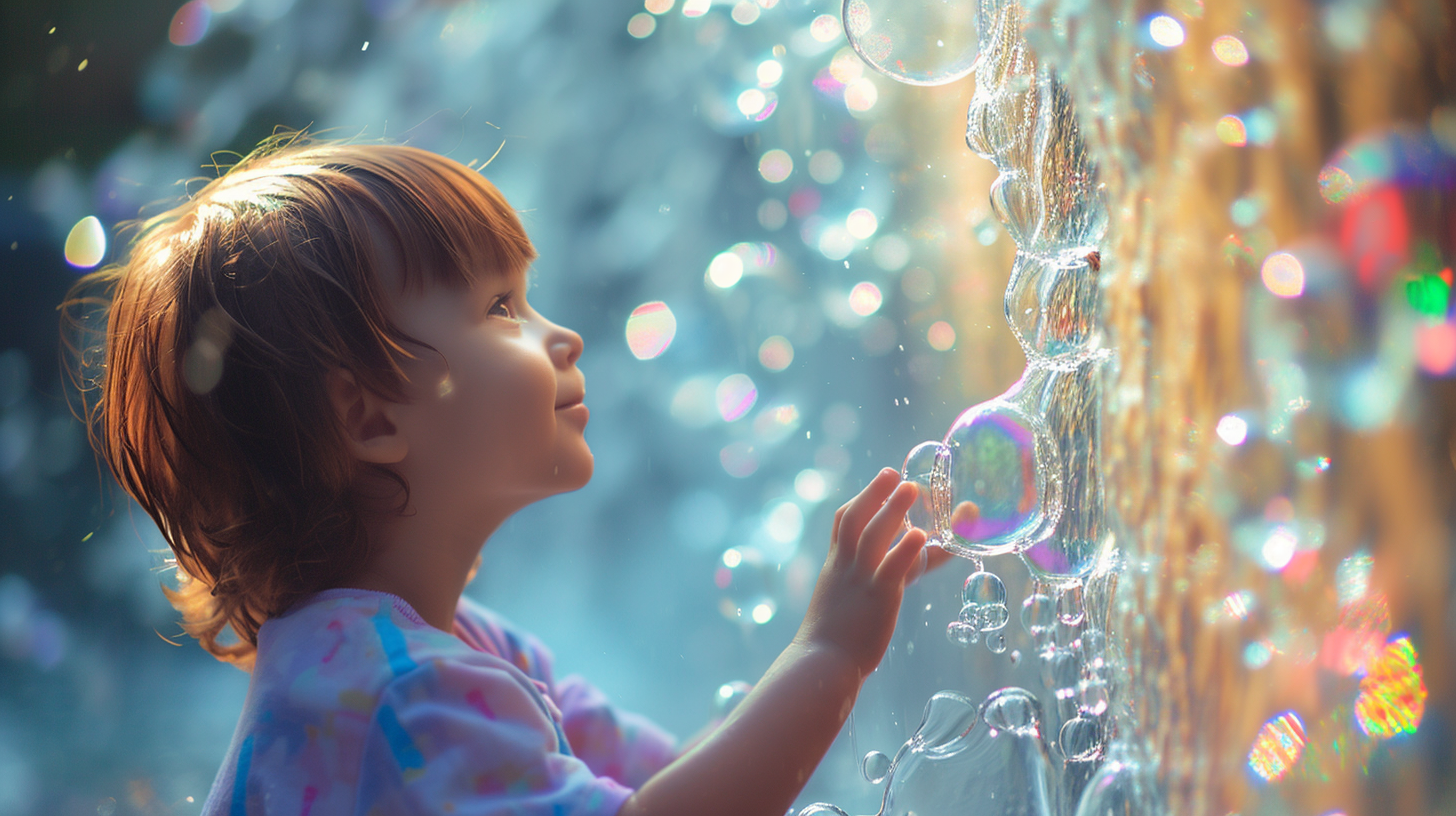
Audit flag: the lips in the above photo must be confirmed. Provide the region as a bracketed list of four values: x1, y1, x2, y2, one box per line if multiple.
[555, 395, 585, 410]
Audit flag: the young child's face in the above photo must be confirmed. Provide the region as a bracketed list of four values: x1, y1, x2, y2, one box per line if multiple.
[384, 266, 593, 518]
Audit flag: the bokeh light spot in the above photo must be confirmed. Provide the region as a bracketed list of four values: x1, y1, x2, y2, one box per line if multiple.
[1317, 164, 1357, 204]
[624, 301, 677, 359]
[716, 373, 758, 421]
[737, 88, 767, 116]
[708, 251, 744, 288]
[682, 0, 710, 17]
[1261, 252, 1305, 298]
[1148, 15, 1185, 48]
[756, 59, 783, 87]
[731, 0, 760, 24]
[794, 468, 827, 502]
[169, 0, 213, 46]
[1217, 115, 1248, 146]
[1261, 526, 1297, 571]
[758, 149, 793, 183]
[63, 216, 106, 268]
[844, 77, 878, 112]
[627, 12, 657, 37]
[1216, 414, 1248, 445]
[1355, 636, 1427, 739]
[1416, 322, 1456, 375]
[808, 149, 844, 184]
[848, 282, 883, 316]
[927, 320, 956, 351]
[645, 0, 674, 13]
[810, 13, 841, 42]
[1211, 35, 1248, 66]
[758, 335, 794, 371]
[1248, 711, 1306, 782]
[846, 208, 879, 240]
[720, 441, 760, 477]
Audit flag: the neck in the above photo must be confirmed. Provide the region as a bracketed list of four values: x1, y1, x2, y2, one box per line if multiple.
[349, 497, 511, 631]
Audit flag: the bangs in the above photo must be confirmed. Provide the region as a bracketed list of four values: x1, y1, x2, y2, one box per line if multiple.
[210, 143, 536, 293]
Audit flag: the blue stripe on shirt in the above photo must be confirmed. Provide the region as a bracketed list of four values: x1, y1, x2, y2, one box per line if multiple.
[229, 734, 254, 816]
[376, 703, 425, 772]
[372, 603, 417, 678]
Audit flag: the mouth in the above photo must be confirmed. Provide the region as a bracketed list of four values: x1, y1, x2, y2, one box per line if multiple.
[555, 395, 585, 410]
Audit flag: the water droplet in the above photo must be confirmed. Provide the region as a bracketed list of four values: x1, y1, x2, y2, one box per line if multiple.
[861, 750, 892, 784]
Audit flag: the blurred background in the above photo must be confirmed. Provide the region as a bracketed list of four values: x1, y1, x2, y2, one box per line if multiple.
[0, 0, 1452, 815]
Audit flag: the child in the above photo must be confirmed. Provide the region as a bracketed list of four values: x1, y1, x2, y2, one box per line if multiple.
[68, 138, 927, 816]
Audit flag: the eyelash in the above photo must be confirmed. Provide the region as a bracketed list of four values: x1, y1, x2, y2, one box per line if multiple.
[487, 293, 518, 320]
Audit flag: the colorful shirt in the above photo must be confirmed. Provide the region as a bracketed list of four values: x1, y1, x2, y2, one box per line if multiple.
[200, 588, 677, 815]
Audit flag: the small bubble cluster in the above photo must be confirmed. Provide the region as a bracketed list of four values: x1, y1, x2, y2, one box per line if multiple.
[946, 571, 1011, 654]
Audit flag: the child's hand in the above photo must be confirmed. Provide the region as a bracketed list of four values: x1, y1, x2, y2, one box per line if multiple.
[797, 468, 928, 677]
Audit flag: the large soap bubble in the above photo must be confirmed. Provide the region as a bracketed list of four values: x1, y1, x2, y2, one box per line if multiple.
[841, 0, 979, 87]
[942, 399, 1061, 556]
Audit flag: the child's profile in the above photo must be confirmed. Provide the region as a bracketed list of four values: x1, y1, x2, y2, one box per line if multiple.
[66, 136, 928, 816]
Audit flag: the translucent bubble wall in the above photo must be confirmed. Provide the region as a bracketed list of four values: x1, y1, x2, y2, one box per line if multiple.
[802, 0, 1456, 814]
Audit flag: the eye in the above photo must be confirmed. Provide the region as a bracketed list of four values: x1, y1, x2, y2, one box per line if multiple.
[486, 292, 517, 320]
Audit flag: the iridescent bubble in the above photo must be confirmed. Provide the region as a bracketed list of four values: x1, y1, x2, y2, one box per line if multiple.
[985, 632, 1008, 654]
[1211, 34, 1249, 66]
[63, 216, 106, 268]
[809, 13, 842, 42]
[624, 301, 677, 360]
[1058, 716, 1103, 761]
[941, 400, 1056, 555]
[841, 0, 978, 87]
[1075, 679, 1109, 716]
[1354, 636, 1427, 739]
[946, 620, 979, 645]
[716, 373, 758, 421]
[758, 335, 794, 371]
[1248, 711, 1306, 782]
[962, 571, 1010, 632]
[169, 0, 212, 46]
[861, 750, 892, 784]
[901, 440, 951, 535]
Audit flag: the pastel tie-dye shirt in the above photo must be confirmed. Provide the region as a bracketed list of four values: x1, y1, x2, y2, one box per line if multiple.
[200, 589, 677, 815]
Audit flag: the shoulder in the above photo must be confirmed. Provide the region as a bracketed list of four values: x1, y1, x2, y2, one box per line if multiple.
[454, 594, 557, 683]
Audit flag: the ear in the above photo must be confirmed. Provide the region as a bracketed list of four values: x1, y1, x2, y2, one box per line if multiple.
[327, 369, 408, 464]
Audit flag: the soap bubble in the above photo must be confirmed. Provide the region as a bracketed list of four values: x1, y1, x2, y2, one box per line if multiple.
[1021, 592, 1056, 634]
[901, 440, 952, 540]
[961, 571, 1010, 632]
[946, 620, 979, 645]
[1043, 649, 1080, 701]
[1058, 716, 1103, 761]
[841, 0, 978, 87]
[985, 632, 1008, 654]
[1056, 581, 1085, 626]
[981, 687, 1040, 735]
[861, 750, 892, 784]
[1004, 253, 1104, 364]
[942, 399, 1058, 555]
[1076, 679, 1109, 716]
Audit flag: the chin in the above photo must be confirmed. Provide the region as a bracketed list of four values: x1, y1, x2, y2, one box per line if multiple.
[554, 451, 594, 492]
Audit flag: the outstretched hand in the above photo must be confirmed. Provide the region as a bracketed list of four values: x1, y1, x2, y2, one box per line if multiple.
[797, 468, 928, 677]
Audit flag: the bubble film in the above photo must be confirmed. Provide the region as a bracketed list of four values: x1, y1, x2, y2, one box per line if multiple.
[1354, 636, 1427, 740]
[841, 0, 979, 87]
[941, 398, 1059, 555]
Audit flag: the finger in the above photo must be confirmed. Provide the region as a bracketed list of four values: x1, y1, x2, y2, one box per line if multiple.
[856, 481, 920, 568]
[923, 545, 955, 574]
[836, 468, 902, 557]
[875, 526, 927, 588]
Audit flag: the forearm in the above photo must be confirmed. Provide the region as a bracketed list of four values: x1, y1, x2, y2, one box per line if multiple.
[617, 638, 862, 816]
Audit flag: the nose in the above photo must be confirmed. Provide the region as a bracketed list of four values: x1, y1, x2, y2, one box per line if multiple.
[545, 317, 584, 368]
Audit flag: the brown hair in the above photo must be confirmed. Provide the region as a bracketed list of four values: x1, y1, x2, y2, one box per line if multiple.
[63, 136, 536, 669]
